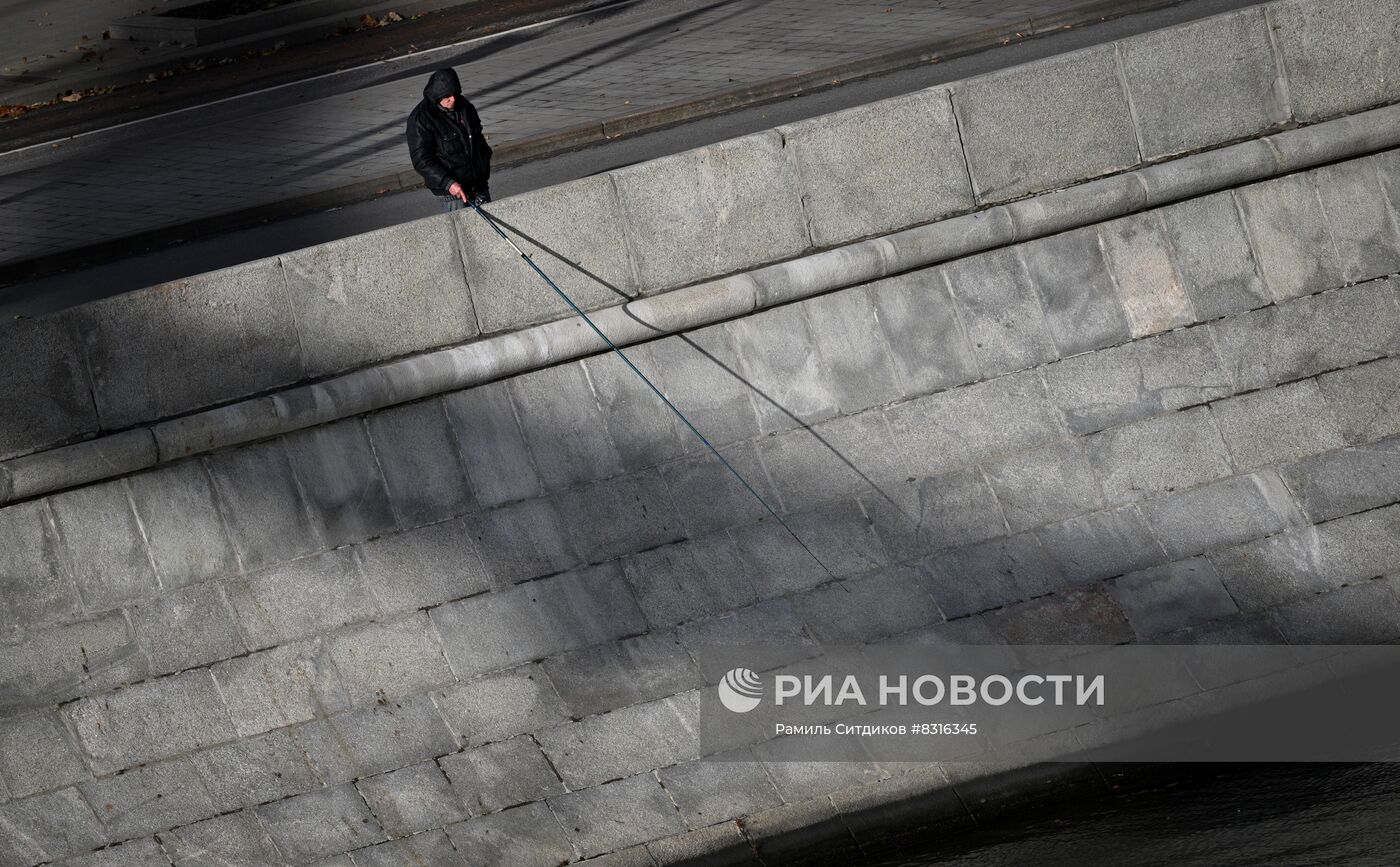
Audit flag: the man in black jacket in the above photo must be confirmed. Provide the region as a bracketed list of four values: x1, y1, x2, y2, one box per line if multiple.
[406, 68, 493, 212]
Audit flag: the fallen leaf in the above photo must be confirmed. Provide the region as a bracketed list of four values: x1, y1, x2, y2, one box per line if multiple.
[60, 92, 82, 102]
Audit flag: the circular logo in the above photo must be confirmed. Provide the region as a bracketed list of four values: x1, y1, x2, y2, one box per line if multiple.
[718, 667, 763, 713]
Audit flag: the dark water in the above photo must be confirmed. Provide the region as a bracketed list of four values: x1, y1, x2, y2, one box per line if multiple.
[860, 764, 1400, 867]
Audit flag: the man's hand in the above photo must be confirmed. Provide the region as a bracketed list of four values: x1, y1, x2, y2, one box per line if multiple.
[447, 181, 468, 203]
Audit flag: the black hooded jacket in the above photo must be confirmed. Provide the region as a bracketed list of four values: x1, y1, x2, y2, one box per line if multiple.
[406, 68, 493, 196]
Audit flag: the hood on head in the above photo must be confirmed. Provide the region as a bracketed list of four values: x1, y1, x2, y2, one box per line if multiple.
[424, 68, 461, 103]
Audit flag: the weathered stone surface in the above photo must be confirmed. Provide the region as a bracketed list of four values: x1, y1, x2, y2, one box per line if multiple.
[442, 382, 543, 508]
[126, 459, 238, 589]
[1281, 436, 1400, 522]
[537, 692, 700, 789]
[783, 503, 890, 579]
[1109, 558, 1240, 637]
[226, 549, 381, 651]
[646, 821, 752, 866]
[1020, 225, 1130, 356]
[660, 441, 775, 536]
[213, 640, 347, 738]
[782, 88, 972, 246]
[1269, 577, 1400, 643]
[0, 499, 80, 641]
[1210, 280, 1400, 392]
[1314, 157, 1400, 285]
[548, 773, 686, 859]
[1234, 173, 1344, 302]
[281, 217, 476, 377]
[679, 600, 819, 682]
[868, 269, 980, 399]
[1211, 379, 1344, 471]
[355, 762, 468, 837]
[984, 440, 1104, 534]
[365, 398, 474, 530]
[440, 735, 564, 815]
[1140, 471, 1304, 559]
[0, 788, 107, 867]
[919, 534, 1062, 618]
[944, 247, 1057, 376]
[649, 326, 762, 448]
[0, 613, 146, 713]
[584, 343, 689, 472]
[60, 837, 171, 867]
[350, 830, 466, 867]
[558, 471, 685, 562]
[0, 710, 89, 800]
[1119, 7, 1286, 159]
[1269, 0, 1400, 121]
[795, 565, 941, 644]
[1159, 192, 1270, 320]
[76, 259, 300, 430]
[468, 497, 581, 587]
[612, 130, 807, 292]
[508, 362, 623, 490]
[292, 695, 457, 784]
[988, 585, 1134, 646]
[759, 412, 906, 514]
[81, 759, 215, 839]
[1099, 211, 1194, 338]
[355, 517, 490, 614]
[204, 440, 320, 572]
[326, 613, 454, 708]
[543, 631, 702, 719]
[433, 664, 568, 749]
[1317, 357, 1400, 446]
[728, 516, 832, 598]
[885, 371, 1066, 478]
[803, 286, 904, 413]
[1034, 505, 1166, 585]
[444, 801, 572, 867]
[283, 418, 397, 547]
[1087, 407, 1233, 504]
[189, 730, 320, 813]
[128, 581, 246, 676]
[257, 783, 387, 864]
[459, 174, 636, 332]
[48, 479, 158, 610]
[657, 750, 782, 831]
[741, 798, 853, 865]
[891, 467, 1009, 554]
[67, 669, 235, 775]
[161, 811, 282, 867]
[621, 535, 758, 629]
[0, 312, 95, 462]
[728, 305, 840, 435]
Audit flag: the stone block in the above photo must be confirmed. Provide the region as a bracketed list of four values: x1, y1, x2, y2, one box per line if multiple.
[1019, 225, 1130, 356]
[1108, 558, 1240, 637]
[984, 440, 1104, 534]
[987, 585, 1133, 646]
[283, 418, 397, 547]
[326, 613, 455, 707]
[281, 217, 477, 377]
[919, 534, 1062, 618]
[953, 43, 1138, 202]
[868, 269, 980, 399]
[161, 811, 282, 867]
[646, 822, 753, 866]
[226, 549, 381, 651]
[1119, 7, 1286, 159]
[292, 695, 457, 784]
[60, 837, 170, 867]
[0, 710, 89, 800]
[507, 362, 623, 490]
[620, 535, 759, 629]
[128, 581, 247, 676]
[803, 287, 904, 413]
[781, 88, 973, 246]
[649, 326, 762, 449]
[741, 798, 854, 865]
[67, 669, 235, 775]
[1269, 0, 1400, 121]
[543, 631, 702, 719]
[1034, 505, 1166, 584]
[189, 730, 320, 813]
[1211, 379, 1344, 470]
[583, 343, 689, 472]
[0, 499, 80, 641]
[657, 749, 782, 830]
[126, 459, 238, 589]
[444, 801, 572, 867]
[354, 518, 491, 614]
[1210, 280, 1400, 392]
[80, 758, 215, 839]
[440, 735, 564, 815]
[885, 372, 1066, 478]
[1317, 356, 1400, 446]
[1140, 470, 1304, 559]
[48, 479, 158, 610]
[1159, 191, 1271, 322]
[1087, 407, 1233, 504]
[660, 442, 776, 536]
[203, 440, 320, 572]
[727, 305, 840, 434]
[442, 382, 543, 508]
[795, 565, 941, 644]
[431, 563, 646, 678]
[1281, 436, 1400, 522]
[892, 467, 1010, 554]
[612, 130, 808, 292]
[678, 600, 819, 682]
[350, 830, 465, 867]
[0, 613, 145, 713]
[1043, 326, 1230, 435]
[1098, 211, 1195, 338]
[75, 259, 301, 430]
[365, 398, 474, 530]
[944, 247, 1058, 375]
[536, 692, 701, 789]
[1315, 157, 1400, 284]
[0, 312, 96, 461]
[759, 412, 906, 514]
[213, 640, 348, 738]
[0, 789, 106, 867]
[1234, 173, 1345, 302]
[433, 664, 568, 749]
[728, 516, 833, 598]
[1269, 578, 1400, 643]
[558, 471, 685, 562]
[256, 783, 387, 864]
[547, 773, 686, 859]
[783, 502, 890, 579]
[458, 174, 636, 333]
[355, 762, 468, 836]
[468, 498, 581, 587]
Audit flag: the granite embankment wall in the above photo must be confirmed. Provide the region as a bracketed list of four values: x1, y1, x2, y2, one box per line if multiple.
[5, 0, 1400, 864]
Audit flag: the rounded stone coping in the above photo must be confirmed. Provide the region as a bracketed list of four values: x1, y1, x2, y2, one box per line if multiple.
[4, 100, 1400, 507]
